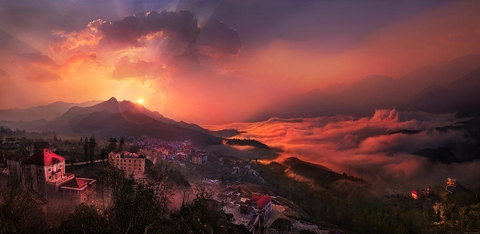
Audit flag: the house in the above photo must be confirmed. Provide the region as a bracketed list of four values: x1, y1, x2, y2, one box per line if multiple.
[108, 151, 145, 177]
[411, 190, 418, 200]
[251, 193, 273, 216]
[6, 149, 96, 203]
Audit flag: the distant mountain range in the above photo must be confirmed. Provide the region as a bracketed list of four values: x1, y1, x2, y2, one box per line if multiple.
[0, 97, 224, 145]
[0, 100, 102, 122]
[250, 54, 480, 120]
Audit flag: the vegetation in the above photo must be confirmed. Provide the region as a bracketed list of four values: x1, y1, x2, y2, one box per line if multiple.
[0, 183, 48, 234]
[225, 138, 270, 149]
[252, 161, 480, 233]
[1, 131, 479, 233]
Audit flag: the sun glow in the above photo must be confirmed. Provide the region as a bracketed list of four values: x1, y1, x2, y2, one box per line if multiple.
[137, 98, 144, 104]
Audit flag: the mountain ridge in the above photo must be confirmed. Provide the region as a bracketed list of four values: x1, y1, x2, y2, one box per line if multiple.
[249, 54, 480, 121]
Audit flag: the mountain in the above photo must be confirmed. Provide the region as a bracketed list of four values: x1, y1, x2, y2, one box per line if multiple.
[395, 54, 480, 99]
[282, 157, 371, 199]
[250, 54, 480, 121]
[0, 97, 224, 146]
[0, 100, 102, 122]
[43, 97, 219, 135]
[405, 67, 480, 115]
[70, 110, 222, 146]
[43, 97, 157, 130]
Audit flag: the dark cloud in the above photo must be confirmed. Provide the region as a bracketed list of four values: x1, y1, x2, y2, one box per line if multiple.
[112, 56, 164, 81]
[197, 19, 242, 55]
[11, 53, 62, 82]
[100, 10, 200, 47]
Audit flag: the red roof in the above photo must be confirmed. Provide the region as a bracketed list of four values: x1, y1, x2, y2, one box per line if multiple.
[251, 193, 262, 201]
[61, 178, 91, 189]
[256, 194, 272, 209]
[23, 149, 65, 166]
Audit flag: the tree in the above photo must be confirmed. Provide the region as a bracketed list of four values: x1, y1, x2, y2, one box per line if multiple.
[89, 137, 96, 163]
[59, 204, 111, 234]
[171, 185, 222, 234]
[118, 137, 125, 152]
[106, 138, 117, 153]
[100, 148, 107, 161]
[108, 169, 170, 233]
[83, 137, 89, 161]
[0, 184, 48, 234]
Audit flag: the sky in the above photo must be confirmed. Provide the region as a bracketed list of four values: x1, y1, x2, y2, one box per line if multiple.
[1, 0, 480, 124]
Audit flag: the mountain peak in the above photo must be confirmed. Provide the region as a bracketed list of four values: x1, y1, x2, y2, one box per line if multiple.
[106, 97, 118, 102]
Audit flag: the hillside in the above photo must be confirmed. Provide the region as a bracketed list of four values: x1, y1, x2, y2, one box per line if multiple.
[282, 157, 371, 199]
[70, 110, 222, 146]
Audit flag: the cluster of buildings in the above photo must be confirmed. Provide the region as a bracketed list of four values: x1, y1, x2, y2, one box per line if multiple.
[218, 187, 274, 233]
[6, 148, 96, 204]
[411, 185, 431, 200]
[133, 138, 208, 165]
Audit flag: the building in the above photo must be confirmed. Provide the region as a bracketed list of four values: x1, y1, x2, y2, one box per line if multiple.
[411, 189, 418, 200]
[191, 153, 208, 165]
[6, 149, 96, 203]
[251, 193, 273, 216]
[108, 151, 146, 177]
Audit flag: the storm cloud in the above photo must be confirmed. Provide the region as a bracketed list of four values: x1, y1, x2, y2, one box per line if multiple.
[100, 10, 200, 47]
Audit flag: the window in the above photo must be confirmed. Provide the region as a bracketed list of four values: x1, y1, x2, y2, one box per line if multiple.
[49, 168, 51, 172]
[49, 176, 52, 179]
[38, 169, 42, 173]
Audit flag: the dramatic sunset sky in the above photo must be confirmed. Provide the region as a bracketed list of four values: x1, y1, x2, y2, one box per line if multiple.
[1, 0, 480, 124]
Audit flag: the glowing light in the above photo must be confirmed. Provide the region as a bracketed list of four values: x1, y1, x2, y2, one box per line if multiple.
[137, 99, 144, 104]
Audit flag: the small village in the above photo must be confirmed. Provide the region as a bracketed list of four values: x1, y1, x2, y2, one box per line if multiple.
[1, 136, 338, 233]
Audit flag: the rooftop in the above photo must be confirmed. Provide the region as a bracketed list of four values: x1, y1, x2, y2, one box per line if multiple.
[61, 177, 95, 191]
[256, 194, 272, 209]
[23, 149, 65, 166]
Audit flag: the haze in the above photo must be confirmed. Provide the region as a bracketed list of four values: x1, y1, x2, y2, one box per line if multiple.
[1, 0, 480, 124]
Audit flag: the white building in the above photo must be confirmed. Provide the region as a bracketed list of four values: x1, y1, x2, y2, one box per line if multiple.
[7, 149, 96, 203]
[108, 151, 146, 177]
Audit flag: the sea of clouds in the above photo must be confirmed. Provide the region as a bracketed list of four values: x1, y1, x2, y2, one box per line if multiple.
[207, 109, 480, 194]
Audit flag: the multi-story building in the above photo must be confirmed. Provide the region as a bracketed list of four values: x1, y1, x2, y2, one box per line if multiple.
[108, 151, 145, 177]
[6, 148, 96, 203]
[251, 193, 272, 216]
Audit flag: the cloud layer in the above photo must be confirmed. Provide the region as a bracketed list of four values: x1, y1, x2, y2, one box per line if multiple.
[207, 109, 480, 194]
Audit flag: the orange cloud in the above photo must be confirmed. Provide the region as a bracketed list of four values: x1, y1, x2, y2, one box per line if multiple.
[49, 19, 105, 52]
[206, 109, 479, 193]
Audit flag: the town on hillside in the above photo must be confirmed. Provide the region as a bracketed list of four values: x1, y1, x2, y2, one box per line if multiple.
[1, 134, 342, 233]
[1, 131, 479, 233]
